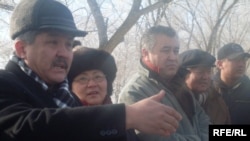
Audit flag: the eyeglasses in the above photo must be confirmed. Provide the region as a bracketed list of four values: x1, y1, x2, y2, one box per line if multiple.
[74, 75, 106, 85]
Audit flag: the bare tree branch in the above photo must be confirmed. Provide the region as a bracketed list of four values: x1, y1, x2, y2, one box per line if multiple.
[103, 0, 172, 52]
[0, 2, 14, 11]
[87, 0, 108, 48]
[207, 0, 238, 52]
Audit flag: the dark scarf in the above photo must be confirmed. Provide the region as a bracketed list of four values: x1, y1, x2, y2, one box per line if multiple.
[11, 54, 77, 108]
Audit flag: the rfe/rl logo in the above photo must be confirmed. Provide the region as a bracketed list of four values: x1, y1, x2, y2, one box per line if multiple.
[213, 129, 247, 136]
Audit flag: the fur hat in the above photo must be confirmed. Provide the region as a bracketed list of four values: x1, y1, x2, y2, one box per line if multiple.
[68, 47, 117, 97]
[10, 0, 87, 39]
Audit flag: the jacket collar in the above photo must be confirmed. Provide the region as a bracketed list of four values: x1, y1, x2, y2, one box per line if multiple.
[139, 59, 166, 85]
[213, 72, 244, 90]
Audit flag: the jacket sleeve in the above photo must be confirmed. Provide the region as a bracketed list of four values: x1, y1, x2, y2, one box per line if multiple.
[0, 75, 127, 141]
[119, 85, 209, 141]
[194, 99, 210, 141]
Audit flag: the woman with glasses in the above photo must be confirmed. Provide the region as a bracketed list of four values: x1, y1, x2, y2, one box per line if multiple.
[68, 46, 116, 106]
[68, 46, 140, 141]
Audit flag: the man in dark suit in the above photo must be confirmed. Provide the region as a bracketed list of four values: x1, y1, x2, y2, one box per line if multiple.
[0, 0, 182, 140]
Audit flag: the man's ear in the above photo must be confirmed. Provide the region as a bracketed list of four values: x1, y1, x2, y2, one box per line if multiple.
[216, 60, 223, 69]
[14, 40, 27, 59]
[141, 48, 149, 61]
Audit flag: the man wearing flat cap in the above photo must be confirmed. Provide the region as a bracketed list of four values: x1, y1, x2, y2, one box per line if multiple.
[212, 43, 250, 124]
[179, 49, 216, 104]
[179, 49, 231, 124]
[0, 0, 182, 140]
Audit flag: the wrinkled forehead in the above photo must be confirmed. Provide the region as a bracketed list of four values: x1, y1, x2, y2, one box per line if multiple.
[38, 29, 75, 40]
[155, 34, 179, 47]
[188, 66, 213, 71]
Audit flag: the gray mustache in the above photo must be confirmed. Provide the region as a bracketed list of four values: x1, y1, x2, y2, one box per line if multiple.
[52, 58, 68, 69]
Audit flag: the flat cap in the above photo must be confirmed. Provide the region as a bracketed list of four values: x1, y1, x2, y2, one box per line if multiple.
[179, 49, 216, 68]
[10, 0, 87, 39]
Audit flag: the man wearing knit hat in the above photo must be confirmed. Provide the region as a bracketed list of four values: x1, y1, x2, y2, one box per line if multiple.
[213, 42, 250, 124]
[0, 0, 182, 140]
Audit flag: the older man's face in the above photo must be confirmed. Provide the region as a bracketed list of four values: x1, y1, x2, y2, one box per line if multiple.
[145, 34, 180, 80]
[185, 66, 212, 93]
[20, 31, 74, 85]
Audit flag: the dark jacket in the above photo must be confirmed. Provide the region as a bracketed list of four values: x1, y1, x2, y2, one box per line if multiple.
[0, 61, 127, 141]
[212, 72, 250, 124]
[202, 87, 231, 124]
[177, 68, 231, 124]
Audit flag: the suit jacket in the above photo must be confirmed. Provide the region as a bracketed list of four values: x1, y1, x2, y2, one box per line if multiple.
[0, 61, 126, 141]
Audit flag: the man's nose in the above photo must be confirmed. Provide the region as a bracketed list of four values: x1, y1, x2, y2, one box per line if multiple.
[57, 46, 72, 62]
[169, 51, 178, 60]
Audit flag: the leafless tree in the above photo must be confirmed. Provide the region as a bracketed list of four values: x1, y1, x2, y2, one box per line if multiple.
[159, 0, 240, 55]
[87, 0, 173, 52]
[0, 1, 15, 11]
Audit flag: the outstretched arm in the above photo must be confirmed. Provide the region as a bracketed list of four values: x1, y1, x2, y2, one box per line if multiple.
[126, 90, 182, 136]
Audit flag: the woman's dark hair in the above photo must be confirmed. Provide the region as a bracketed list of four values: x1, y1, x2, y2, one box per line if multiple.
[68, 47, 117, 97]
